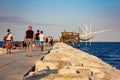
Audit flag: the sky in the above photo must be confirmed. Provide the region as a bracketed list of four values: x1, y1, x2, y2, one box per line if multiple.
[0, 0, 120, 41]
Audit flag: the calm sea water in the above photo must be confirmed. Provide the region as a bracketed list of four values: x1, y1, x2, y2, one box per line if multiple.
[0, 41, 4, 47]
[0, 41, 22, 47]
[74, 42, 120, 69]
[0, 41, 120, 69]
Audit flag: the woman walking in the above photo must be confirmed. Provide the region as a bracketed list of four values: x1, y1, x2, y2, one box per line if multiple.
[34, 30, 40, 51]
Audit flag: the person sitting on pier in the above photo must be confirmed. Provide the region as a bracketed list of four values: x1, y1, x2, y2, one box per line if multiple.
[14, 41, 22, 50]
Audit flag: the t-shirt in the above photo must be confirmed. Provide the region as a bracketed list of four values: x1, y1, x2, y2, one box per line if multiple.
[39, 34, 44, 42]
[5, 32, 13, 40]
[35, 33, 40, 40]
[26, 30, 34, 39]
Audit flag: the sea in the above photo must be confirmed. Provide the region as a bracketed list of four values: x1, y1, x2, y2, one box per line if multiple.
[73, 42, 120, 69]
[0, 41, 120, 69]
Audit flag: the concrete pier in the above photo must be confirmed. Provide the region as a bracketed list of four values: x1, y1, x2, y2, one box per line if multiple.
[0, 46, 52, 80]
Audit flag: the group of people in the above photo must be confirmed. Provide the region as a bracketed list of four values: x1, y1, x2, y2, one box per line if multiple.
[3, 25, 52, 57]
[45, 36, 54, 46]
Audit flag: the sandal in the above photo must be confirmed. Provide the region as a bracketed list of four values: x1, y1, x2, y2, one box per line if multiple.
[9, 51, 11, 54]
[30, 55, 32, 57]
[26, 55, 29, 57]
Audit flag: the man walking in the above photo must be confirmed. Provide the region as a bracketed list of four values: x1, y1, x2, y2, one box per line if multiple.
[3, 29, 13, 54]
[24, 26, 34, 57]
[34, 30, 40, 51]
[39, 31, 45, 51]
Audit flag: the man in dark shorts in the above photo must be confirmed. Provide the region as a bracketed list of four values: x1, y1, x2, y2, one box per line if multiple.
[24, 26, 34, 57]
[39, 31, 45, 51]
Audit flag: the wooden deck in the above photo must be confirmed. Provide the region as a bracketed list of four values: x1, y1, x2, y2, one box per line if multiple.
[0, 46, 52, 80]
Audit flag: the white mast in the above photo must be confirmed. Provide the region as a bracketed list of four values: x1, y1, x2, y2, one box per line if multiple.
[90, 22, 92, 47]
[85, 24, 88, 47]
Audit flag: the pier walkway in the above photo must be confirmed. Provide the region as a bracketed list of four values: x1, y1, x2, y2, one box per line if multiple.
[0, 46, 52, 80]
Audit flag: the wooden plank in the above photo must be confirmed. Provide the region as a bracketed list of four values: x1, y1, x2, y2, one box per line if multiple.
[0, 46, 52, 80]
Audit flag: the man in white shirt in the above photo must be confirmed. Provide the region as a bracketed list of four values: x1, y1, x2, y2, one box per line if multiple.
[39, 31, 45, 51]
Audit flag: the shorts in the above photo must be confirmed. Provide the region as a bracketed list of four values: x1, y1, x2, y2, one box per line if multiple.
[36, 40, 40, 45]
[5, 40, 12, 49]
[40, 41, 44, 46]
[25, 39, 33, 48]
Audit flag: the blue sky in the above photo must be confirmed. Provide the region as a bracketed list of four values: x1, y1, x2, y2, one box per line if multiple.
[0, 0, 120, 41]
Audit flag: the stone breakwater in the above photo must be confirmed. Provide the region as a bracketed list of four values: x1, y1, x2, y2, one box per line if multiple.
[25, 43, 120, 80]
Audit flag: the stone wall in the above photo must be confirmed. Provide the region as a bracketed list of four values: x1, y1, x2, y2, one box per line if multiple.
[25, 43, 120, 80]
